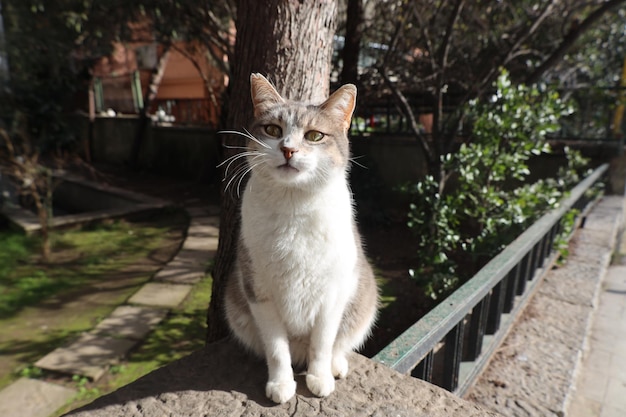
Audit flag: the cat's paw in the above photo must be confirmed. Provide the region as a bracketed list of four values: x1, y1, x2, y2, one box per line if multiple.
[332, 355, 349, 379]
[306, 371, 335, 397]
[266, 379, 296, 404]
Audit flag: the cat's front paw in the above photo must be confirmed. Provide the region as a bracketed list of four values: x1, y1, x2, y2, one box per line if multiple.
[266, 379, 296, 404]
[306, 371, 335, 397]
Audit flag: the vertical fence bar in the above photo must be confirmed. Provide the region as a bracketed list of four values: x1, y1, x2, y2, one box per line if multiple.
[412, 351, 434, 382]
[528, 244, 538, 280]
[517, 253, 530, 295]
[466, 297, 490, 360]
[536, 239, 545, 268]
[486, 279, 507, 334]
[531, 241, 541, 273]
[545, 225, 555, 258]
[443, 321, 465, 392]
[504, 266, 520, 313]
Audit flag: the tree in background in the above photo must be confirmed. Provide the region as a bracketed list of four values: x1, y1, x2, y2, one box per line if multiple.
[0, 0, 105, 151]
[206, 0, 338, 342]
[350, 0, 625, 187]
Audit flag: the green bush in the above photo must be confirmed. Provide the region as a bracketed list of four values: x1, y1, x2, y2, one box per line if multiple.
[403, 71, 589, 299]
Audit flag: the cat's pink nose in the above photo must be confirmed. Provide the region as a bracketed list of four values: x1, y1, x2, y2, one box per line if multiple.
[281, 146, 298, 160]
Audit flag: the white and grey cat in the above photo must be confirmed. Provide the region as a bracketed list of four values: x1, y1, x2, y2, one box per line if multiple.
[224, 73, 378, 404]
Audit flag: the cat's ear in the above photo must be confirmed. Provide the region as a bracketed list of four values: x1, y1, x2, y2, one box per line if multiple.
[250, 73, 285, 117]
[321, 84, 357, 132]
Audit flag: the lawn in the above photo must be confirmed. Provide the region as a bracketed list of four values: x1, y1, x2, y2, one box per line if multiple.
[0, 210, 189, 391]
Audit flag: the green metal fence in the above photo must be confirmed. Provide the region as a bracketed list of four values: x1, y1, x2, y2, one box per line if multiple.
[373, 163, 609, 395]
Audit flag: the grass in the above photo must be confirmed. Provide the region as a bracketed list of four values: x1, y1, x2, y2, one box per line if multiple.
[0, 210, 187, 390]
[0, 218, 178, 318]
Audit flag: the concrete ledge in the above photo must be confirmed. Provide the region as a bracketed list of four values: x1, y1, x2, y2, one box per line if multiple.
[0, 171, 171, 234]
[64, 339, 501, 417]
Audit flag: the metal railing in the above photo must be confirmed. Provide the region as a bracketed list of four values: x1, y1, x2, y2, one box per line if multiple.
[373, 163, 609, 395]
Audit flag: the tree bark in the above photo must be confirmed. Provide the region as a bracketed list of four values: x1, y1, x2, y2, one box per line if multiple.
[206, 0, 338, 343]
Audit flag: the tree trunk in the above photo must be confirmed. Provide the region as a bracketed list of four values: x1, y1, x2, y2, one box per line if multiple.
[206, 0, 338, 343]
[340, 0, 363, 86]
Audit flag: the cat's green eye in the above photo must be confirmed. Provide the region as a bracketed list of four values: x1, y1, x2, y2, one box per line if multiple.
[304, 130, 324, 142]
[264, 124, 282, 138]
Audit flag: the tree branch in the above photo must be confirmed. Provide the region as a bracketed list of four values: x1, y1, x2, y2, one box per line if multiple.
[525, 0, 626, 84]
[379, 68, 436, 164]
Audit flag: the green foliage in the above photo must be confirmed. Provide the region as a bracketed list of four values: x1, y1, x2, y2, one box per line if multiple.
[0, 232, 37, 275]
[72, 374, 101, 400]
[18, 365, 43, 379]
[404, 71, 588, 299]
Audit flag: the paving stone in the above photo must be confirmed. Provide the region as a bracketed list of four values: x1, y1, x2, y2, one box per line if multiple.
[155, 250, 210, 284]
[128, 282, 193, 308]
[173, 247, 214, 264]
[182, 236, 219, 251]
[93, 305, 168, 340]
[154, 265, 206, 284]
[604, 266, 626, 290]
[35, 334, 137, 380]
[0, 378, 76, 417]
[188, 217, 220, 236]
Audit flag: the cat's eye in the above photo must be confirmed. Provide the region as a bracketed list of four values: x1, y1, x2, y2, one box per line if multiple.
[304, 130, 324, 142]
[264, 124, 282, 138]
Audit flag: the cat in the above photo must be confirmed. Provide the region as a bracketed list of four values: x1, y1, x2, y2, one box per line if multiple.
[223, 73, 379, 404]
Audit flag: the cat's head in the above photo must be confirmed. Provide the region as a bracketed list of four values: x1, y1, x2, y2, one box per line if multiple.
[246, 73, 356, 188]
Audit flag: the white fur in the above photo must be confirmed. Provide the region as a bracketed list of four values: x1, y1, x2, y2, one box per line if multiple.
[240, 158, 359, 402]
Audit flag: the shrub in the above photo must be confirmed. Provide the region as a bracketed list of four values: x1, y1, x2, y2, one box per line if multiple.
[404, 71, 588, 299]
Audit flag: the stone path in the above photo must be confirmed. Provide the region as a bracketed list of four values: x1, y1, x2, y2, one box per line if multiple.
[0, 203, 220, 417]
[567, 235, 626, 417]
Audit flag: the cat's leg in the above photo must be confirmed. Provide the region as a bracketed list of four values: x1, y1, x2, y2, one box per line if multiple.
[331, 339, 351, 379]
[249, 302, 296, 404]
[306, 300, 346, 397]
[329, 322, 370, 379]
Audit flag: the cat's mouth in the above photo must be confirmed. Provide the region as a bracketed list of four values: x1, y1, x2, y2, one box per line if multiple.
[277, 163, 300, 173]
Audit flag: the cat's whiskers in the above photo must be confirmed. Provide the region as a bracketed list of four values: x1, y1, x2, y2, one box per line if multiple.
[235, 160, 264, 198]
[218, 128, 271, 149]
[223, 154, 267, 198]
[349, 155, 368, 170]
[219, 151, 262, 178]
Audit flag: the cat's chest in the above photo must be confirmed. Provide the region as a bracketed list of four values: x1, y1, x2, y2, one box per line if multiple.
[242, 189, 353, 260]
[240, 178, 357, 287]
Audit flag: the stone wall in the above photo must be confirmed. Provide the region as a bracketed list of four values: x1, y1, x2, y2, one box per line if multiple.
[64, 339, 501, 417]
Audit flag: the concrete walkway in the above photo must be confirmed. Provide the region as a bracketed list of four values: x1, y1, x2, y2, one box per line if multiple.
[568, 233, 626, 417]
[466, 196, 625, 416]
[0, 202, 219, 417]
